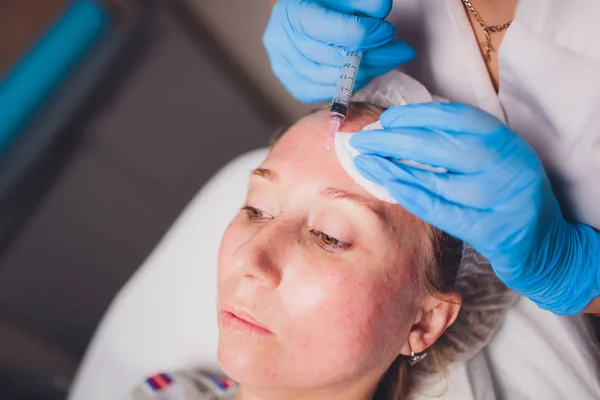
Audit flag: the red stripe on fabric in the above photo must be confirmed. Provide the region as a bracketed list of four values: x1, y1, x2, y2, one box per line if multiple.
[148, 375, 169, 390]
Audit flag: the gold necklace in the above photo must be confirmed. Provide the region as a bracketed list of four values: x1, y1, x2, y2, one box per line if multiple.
[462, 0, 513, 61]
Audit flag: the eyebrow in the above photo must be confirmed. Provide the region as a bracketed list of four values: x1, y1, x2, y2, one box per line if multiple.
[319, 187, 385, 221]
[252, 168, 279, 182]
[251, 168, 385, 221]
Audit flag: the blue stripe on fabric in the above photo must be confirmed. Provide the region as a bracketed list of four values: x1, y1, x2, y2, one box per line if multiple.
[0, 0, 109, 153]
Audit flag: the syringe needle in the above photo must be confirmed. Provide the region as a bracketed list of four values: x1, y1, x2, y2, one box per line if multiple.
[326, 118, 341, 150]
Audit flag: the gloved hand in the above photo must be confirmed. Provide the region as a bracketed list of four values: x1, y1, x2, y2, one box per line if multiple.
[263, 0, 415, 103]
[350, 101, 600, 315]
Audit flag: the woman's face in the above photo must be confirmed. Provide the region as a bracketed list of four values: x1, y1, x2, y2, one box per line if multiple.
[217, 110, 433, 394]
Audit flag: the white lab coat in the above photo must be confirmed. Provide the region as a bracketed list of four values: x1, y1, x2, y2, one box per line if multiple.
[383, 1, 600, 399]
[389, 0, 600, 229]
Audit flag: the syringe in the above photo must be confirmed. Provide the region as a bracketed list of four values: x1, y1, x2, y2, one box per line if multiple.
[326, 50, 363, 150]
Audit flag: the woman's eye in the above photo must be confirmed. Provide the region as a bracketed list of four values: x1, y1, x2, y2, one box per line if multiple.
[241, 206, 272, 221]
[309, 229, 352, 252]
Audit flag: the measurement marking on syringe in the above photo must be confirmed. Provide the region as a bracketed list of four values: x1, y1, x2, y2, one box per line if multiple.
[330, 51, 363, 110]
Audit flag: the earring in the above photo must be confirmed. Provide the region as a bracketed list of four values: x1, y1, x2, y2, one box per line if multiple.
[409, 350, 427, 366]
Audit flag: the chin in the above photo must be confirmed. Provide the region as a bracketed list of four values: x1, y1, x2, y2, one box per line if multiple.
[217, 338, 279, 387]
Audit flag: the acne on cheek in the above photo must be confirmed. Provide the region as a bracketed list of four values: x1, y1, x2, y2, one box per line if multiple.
[393, 259, 416, 288]
[289, 270, 410, 367]
[365, 254, 419, 320]
[389, 242, 420, 282]
[324, 273, 381, 328]
[326, 281, 406, 365]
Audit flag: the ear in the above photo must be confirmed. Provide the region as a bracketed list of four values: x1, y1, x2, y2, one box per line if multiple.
[399, 291, 462, 356]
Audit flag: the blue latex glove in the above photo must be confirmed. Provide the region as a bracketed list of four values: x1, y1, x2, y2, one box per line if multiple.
[351, 102, 600, 315]
[263, 0, 415, 103]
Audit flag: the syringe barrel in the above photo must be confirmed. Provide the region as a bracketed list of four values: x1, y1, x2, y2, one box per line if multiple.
[330, 50, 363, 118]
[330, 103, 347, 117]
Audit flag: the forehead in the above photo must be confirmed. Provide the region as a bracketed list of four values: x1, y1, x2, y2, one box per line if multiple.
[259, 110, 429, 234]
[262, 110, 379, 191]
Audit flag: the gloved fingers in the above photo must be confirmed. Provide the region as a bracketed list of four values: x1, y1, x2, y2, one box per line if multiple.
[383, 179, 484, 242]
[271, 49, 355, 86]
[361, 39, 416, 67]
[318, 0, 393, 19]
[354, 155, 502, 209]
[289, 0, 397, 50]
[380, 102, 506, 134]
[270, 59, 399, 103]
[291, 40, 415, 91]
[264, 0, 413, 104]
[353, 75, 377, 94]
[293, 37, 415, 68]
[266, 30, 345, 67]
[269, 37, 413, 89]
[276, 65, 338, 103]
[351, 127, 490, 174]
[355, 62, 407, 86]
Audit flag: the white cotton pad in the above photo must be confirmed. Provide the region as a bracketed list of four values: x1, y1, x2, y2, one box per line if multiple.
[334, 123, 397, 204]
[333, 70, 448, 204]
[335, 121, 447, 204]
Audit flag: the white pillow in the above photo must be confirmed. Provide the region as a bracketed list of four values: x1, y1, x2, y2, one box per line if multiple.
[68, 148, 268, 400]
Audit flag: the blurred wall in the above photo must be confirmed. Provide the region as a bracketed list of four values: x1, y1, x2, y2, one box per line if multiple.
[0, 0, 70, 77]
[186, 0, 313, 122]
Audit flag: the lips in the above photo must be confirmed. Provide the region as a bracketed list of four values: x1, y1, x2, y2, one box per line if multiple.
[220, 304, 273, 336]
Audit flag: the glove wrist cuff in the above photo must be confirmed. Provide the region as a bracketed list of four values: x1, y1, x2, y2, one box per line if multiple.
[536, 222, 600, 315]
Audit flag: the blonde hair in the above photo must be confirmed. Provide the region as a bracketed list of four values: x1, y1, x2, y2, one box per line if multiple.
[374, 227, 463, 400]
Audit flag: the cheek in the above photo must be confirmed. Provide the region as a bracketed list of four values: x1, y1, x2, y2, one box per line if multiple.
[280, 260, 416, 369]
[325, 268, 414, 337]
[321, 274, 384, 332]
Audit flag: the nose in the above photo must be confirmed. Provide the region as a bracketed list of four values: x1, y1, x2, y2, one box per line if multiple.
[231, 219, 293, 288]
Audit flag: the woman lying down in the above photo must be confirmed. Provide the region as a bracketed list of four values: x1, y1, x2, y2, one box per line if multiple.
[128, 102, 518, 400]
